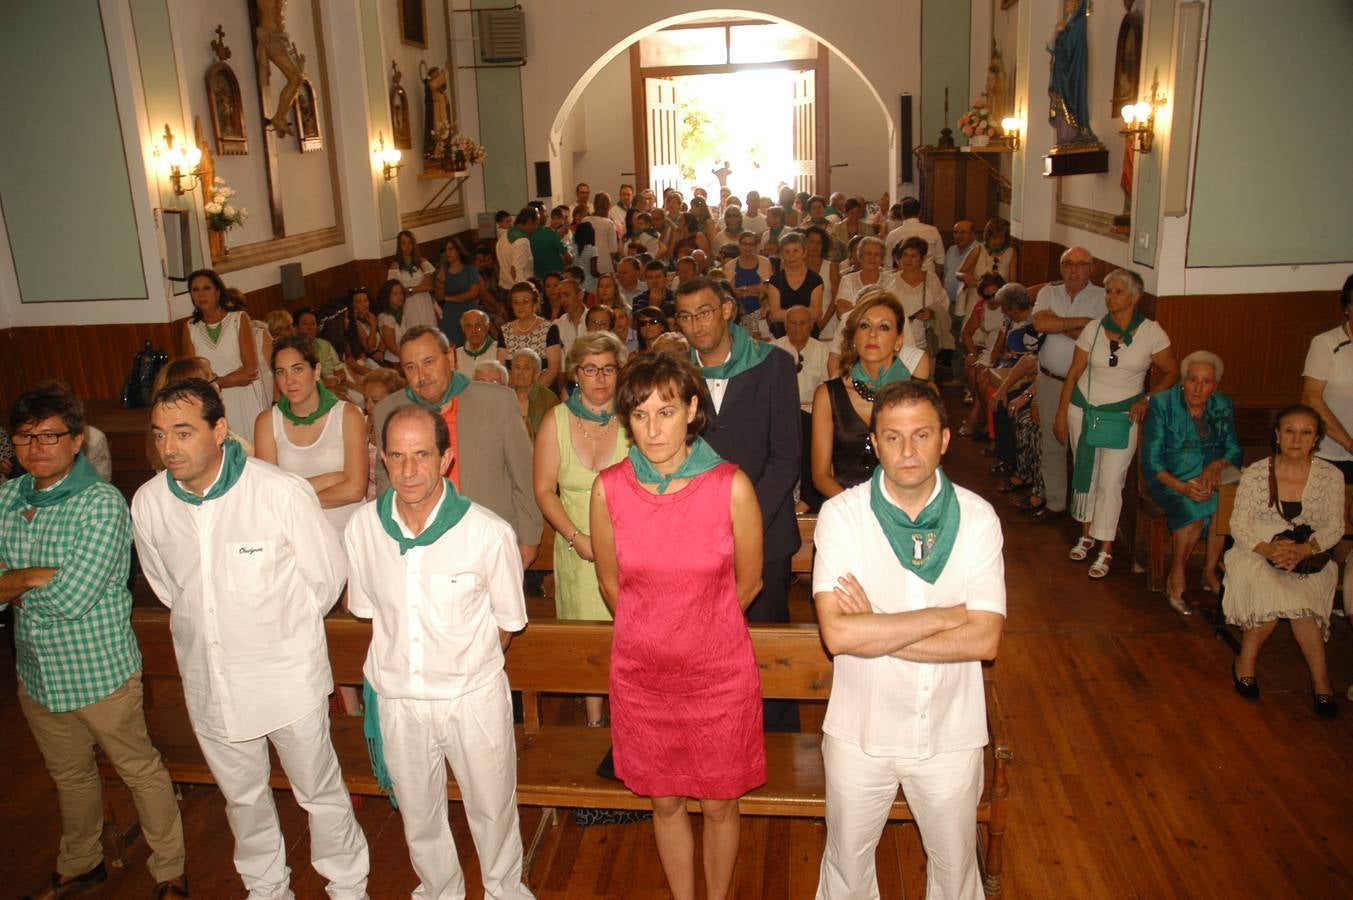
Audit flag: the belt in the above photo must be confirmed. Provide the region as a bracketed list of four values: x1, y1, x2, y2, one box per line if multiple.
[1039, 366, 1066, 381]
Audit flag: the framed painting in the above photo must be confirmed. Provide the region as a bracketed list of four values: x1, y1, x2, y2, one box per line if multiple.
[390, 61, 412, 150]
[205, 63, 248, 155]
[1112, 10, 1144, 117]
[292, 77, 323, 152]
[399, 0, 427, 48]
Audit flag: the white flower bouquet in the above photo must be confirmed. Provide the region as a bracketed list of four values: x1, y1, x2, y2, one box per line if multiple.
[203, 177, 248, 232]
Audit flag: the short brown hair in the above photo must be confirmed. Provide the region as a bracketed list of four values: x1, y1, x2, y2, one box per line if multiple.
[615, 352, 711, 447]
[870, 380, 948, 433]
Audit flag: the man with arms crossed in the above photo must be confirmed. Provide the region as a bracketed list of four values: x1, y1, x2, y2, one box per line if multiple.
[3, 383, 187, 900]
[814, 381, 1005, 900]
[346, 404, 534, 899]
[1029, 246, 1106, 522]
[133, 379, 368, 900]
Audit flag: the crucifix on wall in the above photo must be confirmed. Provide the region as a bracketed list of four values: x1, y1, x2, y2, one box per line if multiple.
[249, 0, 306, 237]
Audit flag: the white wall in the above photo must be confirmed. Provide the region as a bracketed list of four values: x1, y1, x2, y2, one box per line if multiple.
[827, 53, 890, 198]
[561, 51, 634, 199]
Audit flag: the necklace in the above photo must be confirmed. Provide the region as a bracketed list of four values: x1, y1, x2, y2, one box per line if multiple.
[851, 378, 879, 402]
[576, 415, 614, 440]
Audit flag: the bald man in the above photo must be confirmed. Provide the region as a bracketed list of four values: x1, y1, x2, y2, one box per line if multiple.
[454, 309, 496, 379]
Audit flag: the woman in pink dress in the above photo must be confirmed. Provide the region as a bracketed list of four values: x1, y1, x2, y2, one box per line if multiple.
[590, 352, 766, 900]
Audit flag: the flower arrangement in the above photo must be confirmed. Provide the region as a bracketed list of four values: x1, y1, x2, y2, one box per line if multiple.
[203, 177, 248, 232]
[957, 99, 998, 140]
[448, 133, 486, 166]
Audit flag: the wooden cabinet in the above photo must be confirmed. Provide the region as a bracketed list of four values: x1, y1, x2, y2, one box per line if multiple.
[916, 146, 1006, 243]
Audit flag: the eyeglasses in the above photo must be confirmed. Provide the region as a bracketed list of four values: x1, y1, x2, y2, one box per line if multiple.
[675, 306, 718, 326]
[1108, 339, 1121, 367]
[578, 364, 618, 378]
[12, 431, 71, 446]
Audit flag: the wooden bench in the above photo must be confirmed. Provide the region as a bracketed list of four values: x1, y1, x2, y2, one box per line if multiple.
[109, 608, 1012, 894]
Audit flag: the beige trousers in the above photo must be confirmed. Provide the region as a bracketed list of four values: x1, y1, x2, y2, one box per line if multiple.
[19, 672, 186, 882]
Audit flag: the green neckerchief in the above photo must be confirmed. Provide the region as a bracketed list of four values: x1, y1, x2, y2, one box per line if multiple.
[692, 323, 772, 380]
[15, 452, 102, 510]
[363, 680, 397, 807]
[767, 225, 786, 242]
[399, 256, 419, 275]
[869, 465, 961, 585]
[628, 437, 722, 494]
[1100, 310, 1146, 346]
[376, 479, 471, 555]
[166, 439, 246, 506]
[985, 241, 1009, 258]
[1069, 384, 1142, 518]
[461, 337, 495, 359]
[403, 372, 471, 411]
[565, 391, 614, 425]
[643, 228, 661, 239]
[507, 225, 528, 242]
[388, 305, 405, 326]
[850, 356, 911, 390]
[277, 382, 339, 426]
[203, 320, 224, 344]
[826, 205, 842, 218]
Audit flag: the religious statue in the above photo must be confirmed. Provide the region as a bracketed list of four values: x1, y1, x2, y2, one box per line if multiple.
[984, 42, 1009, 132]
[1047, 0, 1099, 146]
[421, 63, 452, 164]
[253, 0, 306, 136]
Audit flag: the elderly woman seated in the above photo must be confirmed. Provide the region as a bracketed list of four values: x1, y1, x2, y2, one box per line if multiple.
[1141, 350, 1242, 614]
[507, 347, 560, 439]
[1222, 404, 1342, 718]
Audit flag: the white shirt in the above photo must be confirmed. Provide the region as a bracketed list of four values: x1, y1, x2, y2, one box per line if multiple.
[1033, 282, 1107, 377]
[884, 218, 945, 273]
[455, 338, 498, 378]
[893, 271, 947, 351]
[617, 281, 642, 308]
[132, 458, 347, 741]
[583, 215, 617, 274]
[387, 259, 436, 295]
[813, 477, 1006, 759]
[1074, 318, 1170, 405]
[345, 491, 527, 701]
[510, 233, 534, 283]
[495, 228, 514, 290]
[772, 336, 831, 410]
[553, 311, 586, 358]
[1305, 324, 1353, 461]
[826, 270, 899, 343]
[743, 213, 769, 237]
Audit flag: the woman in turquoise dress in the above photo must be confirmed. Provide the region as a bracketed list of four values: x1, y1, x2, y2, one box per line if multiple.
[1142, 350, 1242, 614]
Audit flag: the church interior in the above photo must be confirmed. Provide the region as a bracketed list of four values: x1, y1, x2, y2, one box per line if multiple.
[1, 1, 1351, 897]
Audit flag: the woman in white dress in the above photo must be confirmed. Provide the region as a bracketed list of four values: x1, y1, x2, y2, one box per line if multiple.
[377, 279, 412, 365]
[182, 269, 268, 444]
[956, 217, 1018, 300]
[825, 236, 896, 351]
[890, 236, 948, 354]
[253, 335, 369, 532]
[386, 229, 440, 331]
[1223, 404, 1342, 718]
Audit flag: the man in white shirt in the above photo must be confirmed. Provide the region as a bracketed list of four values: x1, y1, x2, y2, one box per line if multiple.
[346, 404, 533, 900]
[1029, 246, 1107, 521]
[772, 306, 830, 413]
[609, 183, 633, 232]
[454, 309, 496, 379]
[553, 277, 588, 360]
[506, 208, 537, 284]
[493, 209, 515, 291]
[615, 256, 644, 308]
[883, 197, 945, 276]
[813, 381, 1005, 900]
[743, 190, 769, 237]
[584, 192, 620, 275]
[132, 379, 369, 900]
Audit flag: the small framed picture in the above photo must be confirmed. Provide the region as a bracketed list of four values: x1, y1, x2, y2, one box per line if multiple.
[399, 0, 427, 49]
[206, 63, 248, 156]
[292, 77, 323, 152]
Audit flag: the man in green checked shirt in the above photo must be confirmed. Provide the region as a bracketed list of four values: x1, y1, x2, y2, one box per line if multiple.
[1, 383, 187, 900]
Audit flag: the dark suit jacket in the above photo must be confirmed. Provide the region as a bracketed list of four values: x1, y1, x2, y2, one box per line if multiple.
[702, 346, 802, 560]
[372, 383, 543, 545]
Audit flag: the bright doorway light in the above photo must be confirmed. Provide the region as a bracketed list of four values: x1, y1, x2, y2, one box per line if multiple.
[671, 69, 797, 199]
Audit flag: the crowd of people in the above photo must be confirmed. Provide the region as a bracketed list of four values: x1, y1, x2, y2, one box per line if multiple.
[1, 175, 1350, 900]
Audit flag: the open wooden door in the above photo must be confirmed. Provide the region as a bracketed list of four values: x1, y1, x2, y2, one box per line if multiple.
[645, 78, 681, 199]
[791, 68, 816, 195]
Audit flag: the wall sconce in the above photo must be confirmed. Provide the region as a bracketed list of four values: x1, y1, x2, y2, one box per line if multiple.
[157, 123, 202, 195]
[375, 132, 402, 181]
[1121, 84, 1165, 154]
[1000, 117, 1023, 151]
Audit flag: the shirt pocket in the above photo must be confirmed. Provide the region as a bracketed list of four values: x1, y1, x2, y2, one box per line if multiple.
[225, 540, 277, 596]
[427, 572, 481, 635]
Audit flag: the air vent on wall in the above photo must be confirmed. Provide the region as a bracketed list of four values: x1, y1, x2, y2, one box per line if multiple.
[478, 8, 526, 64]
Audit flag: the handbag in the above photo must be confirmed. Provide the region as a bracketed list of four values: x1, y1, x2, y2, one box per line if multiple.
[1080, 326, 1131, 450]
[121, 340, 168, 408]
[1266, 458, 1331, 574]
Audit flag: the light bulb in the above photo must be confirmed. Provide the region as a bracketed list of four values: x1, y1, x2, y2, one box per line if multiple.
[187, 146, 203, 167]
[1134, 101, 1152, 123]
[1001, 117, 1020, 134]
[1121, 105, 1136, 125]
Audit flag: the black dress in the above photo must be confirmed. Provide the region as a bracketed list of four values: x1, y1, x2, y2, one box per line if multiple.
[768, 267, 824, 337]
[826, 379, 876, 490]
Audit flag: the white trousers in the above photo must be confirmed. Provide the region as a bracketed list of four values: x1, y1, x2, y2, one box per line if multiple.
[816, 735, 983, 900]
[195, 701, 369, 900]
[379, 672, 534, 900]
[1066, 405, 1139, 542]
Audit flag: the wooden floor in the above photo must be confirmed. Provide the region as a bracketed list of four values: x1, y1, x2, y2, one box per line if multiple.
[5, 393, 1353, 898]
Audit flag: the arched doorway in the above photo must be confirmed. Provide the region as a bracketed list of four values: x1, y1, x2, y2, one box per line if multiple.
[547, 9, 896, 206]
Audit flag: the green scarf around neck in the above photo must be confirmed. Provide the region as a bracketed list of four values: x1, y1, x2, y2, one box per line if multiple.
[1069, 385, 1142, 519]
[388, 305, 405, 326]
[1100, 310, 1146, 345]
[376, 479, 471, 555]
[404, 372, 471, 411]
[277, 382, 339, 426]
[507, 225, 528, 242]
[850, 356, 912, 390]
[628, 437, 722, 494]
[461, 337, 495, 359]
[869, 466, 961, 585]
[565, 391, 614, 425]
[692, 323, 772, 380]
[166, 439, 246, 506]
[16, 452, 102, 510]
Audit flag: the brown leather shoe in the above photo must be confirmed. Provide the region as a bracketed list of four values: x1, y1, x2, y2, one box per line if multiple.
[155, 875, 190, 898]
[21, 862, 107, 900]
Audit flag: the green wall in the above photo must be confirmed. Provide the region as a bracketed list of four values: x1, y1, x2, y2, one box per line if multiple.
[0, 3, 146, 302]
[1188, 0, 1353, 267]
[920, 0, 970, 152]
[472, 0, 529, 210]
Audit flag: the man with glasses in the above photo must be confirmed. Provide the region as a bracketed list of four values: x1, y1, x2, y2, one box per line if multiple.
[676, 277, 802, 729]
[1029, 247, 1106, 522]
[3, 382, 188, 899]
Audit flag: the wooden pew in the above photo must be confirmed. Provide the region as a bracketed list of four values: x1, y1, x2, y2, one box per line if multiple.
[114, 609, 1013, 894]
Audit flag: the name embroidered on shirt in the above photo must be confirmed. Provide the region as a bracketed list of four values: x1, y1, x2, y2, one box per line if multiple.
[238, 546, 263, 555]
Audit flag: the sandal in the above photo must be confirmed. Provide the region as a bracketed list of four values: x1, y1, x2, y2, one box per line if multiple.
[1012, 494, 1043, 512]
[1167, 593, 1192, 616]
[998, 478, 1032, 494]
[1069, 537, 1096, 562]
[1088, 551, 1112, 579]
